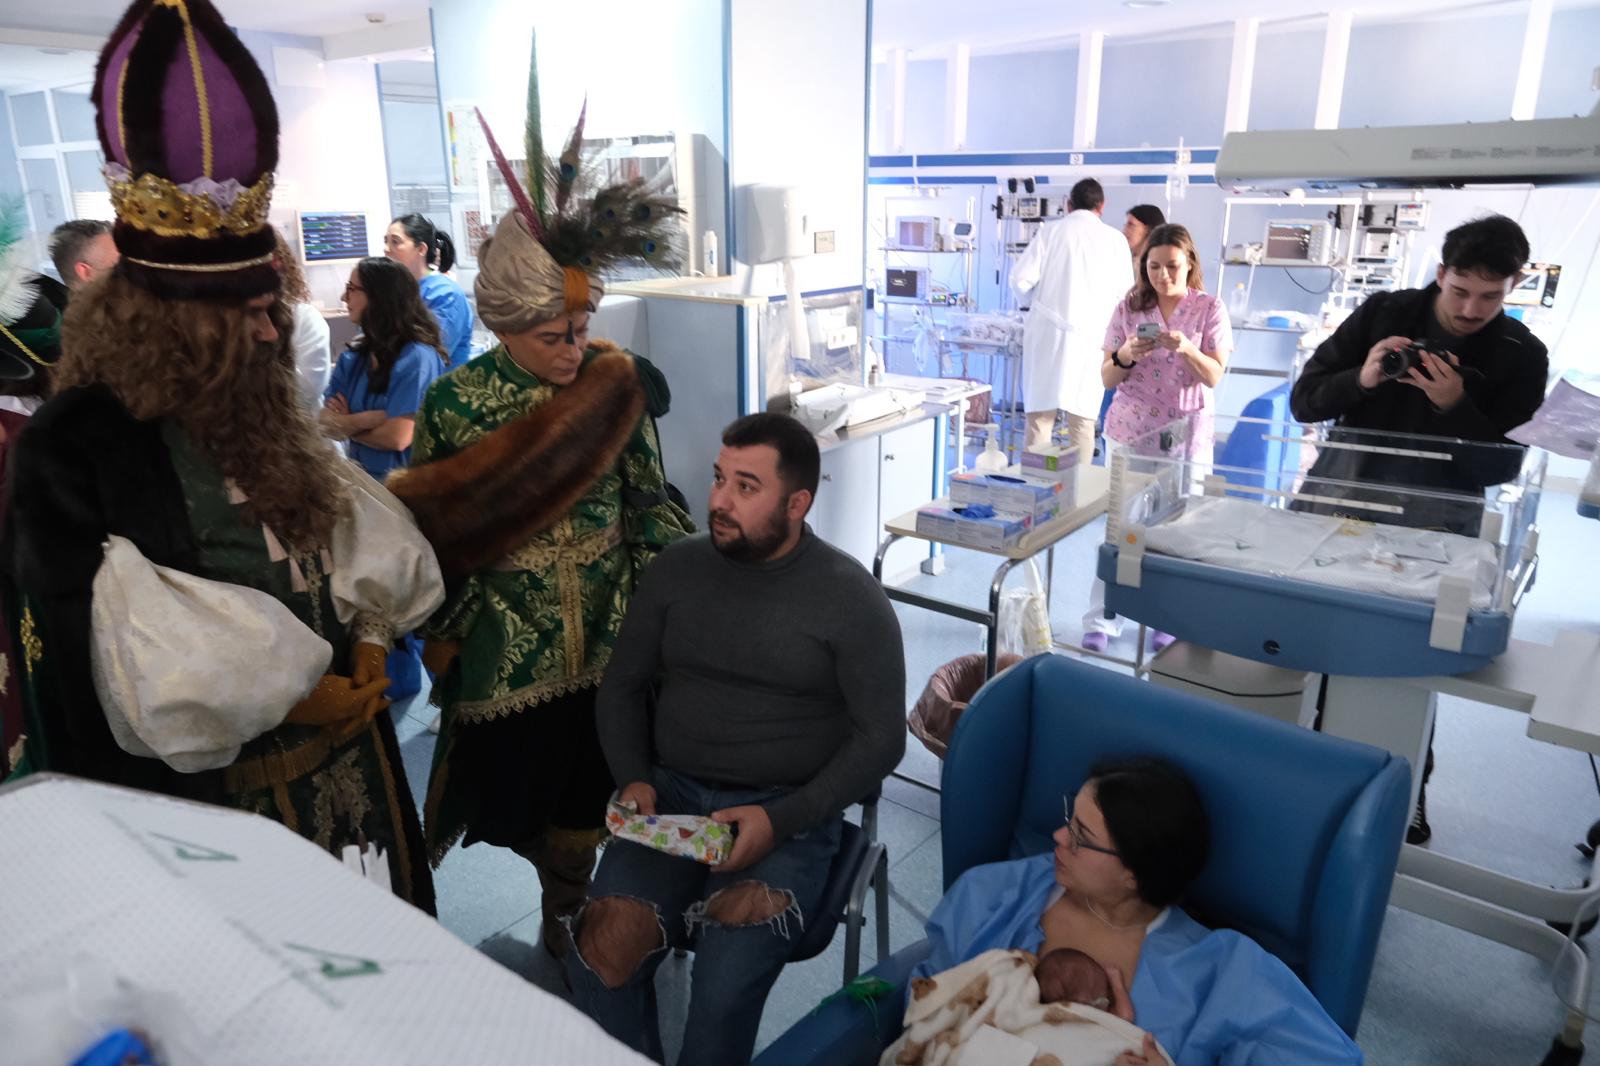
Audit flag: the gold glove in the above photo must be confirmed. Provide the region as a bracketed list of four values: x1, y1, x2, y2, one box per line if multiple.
[285, 675, 392, 743]
[422, 638, 460, 676]
[350, 641, 389, 687]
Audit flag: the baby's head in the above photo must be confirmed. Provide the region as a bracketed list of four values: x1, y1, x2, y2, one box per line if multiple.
[1035, 947, 1112, 1009]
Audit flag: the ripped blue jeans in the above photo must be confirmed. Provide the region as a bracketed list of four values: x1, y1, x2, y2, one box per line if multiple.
[563, 767, 842, 1065]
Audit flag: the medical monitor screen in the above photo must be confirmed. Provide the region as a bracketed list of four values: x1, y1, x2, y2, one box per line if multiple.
[299, 211, 370, 262]
[896, 216, 938, 250]
[1265, 222, 1313, 261]
[1505, 262, 1560, 307]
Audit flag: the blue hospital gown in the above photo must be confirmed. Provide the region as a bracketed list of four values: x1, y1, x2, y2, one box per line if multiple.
[915, 854, 1363, 1065]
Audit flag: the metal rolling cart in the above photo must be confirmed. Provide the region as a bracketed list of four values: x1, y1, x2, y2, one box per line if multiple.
[873, 464, 1111, 682]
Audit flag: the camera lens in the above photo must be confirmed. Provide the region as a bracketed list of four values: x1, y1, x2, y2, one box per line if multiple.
[1380, 345, 1418, 380]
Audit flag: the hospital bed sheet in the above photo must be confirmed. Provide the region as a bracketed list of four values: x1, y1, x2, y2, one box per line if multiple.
[1143, 497, 1498, 611]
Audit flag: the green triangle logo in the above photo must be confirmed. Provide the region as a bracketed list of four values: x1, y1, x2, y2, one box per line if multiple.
[148, 832, 237, 862]
[283, 942, 383, 980]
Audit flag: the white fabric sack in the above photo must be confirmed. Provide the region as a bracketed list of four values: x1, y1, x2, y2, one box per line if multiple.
[90, 535, 333, 773]
[327, 461, 446, 634]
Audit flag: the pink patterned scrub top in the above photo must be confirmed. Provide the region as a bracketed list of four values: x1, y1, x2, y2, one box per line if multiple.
[1102, 290, 1233, 459]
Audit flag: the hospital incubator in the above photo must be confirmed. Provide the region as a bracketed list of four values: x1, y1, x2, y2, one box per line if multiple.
[1098, 415, 1545, 677]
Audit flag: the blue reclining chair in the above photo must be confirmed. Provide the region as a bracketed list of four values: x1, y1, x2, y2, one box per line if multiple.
[755, 655, 1409, 1065]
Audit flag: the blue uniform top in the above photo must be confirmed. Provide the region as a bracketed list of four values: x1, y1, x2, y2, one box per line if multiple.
[916, 854, 1363, 1066]
[324, 340, 445, 481]
[418, 272, 475, 371]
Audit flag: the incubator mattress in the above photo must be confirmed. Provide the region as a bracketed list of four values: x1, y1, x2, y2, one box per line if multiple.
[1142, 496, 1500, 610]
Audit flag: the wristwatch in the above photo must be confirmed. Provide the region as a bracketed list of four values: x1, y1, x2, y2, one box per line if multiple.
[1110, 351, 1133, 369]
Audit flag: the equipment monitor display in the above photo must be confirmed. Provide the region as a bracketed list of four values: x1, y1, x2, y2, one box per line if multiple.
[895, 216, 939, 251]
[1506, 262, 1560, 308]
[299, 211, 370, 262]
[1263, 220, 1332, 264]
[884, 267, 930, 301]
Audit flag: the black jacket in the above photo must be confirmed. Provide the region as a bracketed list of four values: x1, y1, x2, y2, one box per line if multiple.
[1289, 285, 1547, 530]
[1, 384, 224, 803]
[1291, 283, 1548, 443]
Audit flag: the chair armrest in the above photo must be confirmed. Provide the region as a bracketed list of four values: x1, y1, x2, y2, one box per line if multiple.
[752, 940, 932, 1066]
[940, 658, 1038, 888]
[1306, 756, 1411, 1036]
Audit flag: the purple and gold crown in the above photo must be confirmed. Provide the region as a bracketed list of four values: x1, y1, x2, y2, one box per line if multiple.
[94, 0, 280, 299]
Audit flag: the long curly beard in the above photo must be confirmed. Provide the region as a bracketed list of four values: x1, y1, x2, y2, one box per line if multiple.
[56, 273, 346, 550]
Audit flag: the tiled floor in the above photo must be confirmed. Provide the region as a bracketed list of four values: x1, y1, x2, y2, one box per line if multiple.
[400, 486, 1600, 1065]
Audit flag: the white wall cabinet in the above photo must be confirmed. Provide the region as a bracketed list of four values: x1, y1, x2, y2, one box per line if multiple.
[808, 416, 939, 575]
[810, 435, 882, 568]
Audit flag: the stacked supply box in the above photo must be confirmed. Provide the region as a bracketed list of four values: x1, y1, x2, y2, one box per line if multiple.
[1020, 444, 1081, 494]
[915, 505, 1034, 549]
[950, 471, 1063, 524]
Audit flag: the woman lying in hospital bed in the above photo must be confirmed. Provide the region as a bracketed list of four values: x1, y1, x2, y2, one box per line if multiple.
[895, 758, 1361, 1066]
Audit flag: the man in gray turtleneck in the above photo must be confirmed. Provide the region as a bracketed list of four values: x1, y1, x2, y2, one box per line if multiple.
[565, 412, 905, 1065]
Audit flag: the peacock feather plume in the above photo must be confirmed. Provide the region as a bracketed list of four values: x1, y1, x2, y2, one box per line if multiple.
[524, 33, 547, 219]
[478, 29, 684, 281]
[554, 97, 586, 213]
[0, 199, 40, 327]
[543, 172, 682, 277]
[476, 106, 543, 243]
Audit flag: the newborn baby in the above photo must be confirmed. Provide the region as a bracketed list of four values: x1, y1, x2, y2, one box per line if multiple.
[884, 949, 1173, 1066]
[1034, 947, 1112, 1010]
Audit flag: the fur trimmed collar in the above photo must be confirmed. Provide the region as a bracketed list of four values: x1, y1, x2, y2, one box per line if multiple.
[387, 346, 645, 579]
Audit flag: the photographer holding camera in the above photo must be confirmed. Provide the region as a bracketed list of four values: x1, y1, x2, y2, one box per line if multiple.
[1292, 213, 1549, 460]
[1290, 214, 1549, 845]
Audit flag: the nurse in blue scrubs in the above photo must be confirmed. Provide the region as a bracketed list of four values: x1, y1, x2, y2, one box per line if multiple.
[385, 213, 475, 371]
[320, 256, 448, 480]
[320, 256, 449, 700]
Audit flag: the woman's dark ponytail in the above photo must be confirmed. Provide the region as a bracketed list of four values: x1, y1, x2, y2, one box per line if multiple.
[392, 212, 456, 273]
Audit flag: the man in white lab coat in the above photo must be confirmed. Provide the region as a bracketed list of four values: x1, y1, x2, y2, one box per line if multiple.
[1012, 179, 1134, 454]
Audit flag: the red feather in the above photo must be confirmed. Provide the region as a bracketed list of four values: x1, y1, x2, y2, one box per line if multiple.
[476, 107, 543, 241]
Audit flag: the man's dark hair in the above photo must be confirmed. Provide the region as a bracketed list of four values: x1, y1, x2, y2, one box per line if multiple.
[48, 219, 112, 281]
[1087, 755, 1210, 908]
[1068, 178, 1105, 213]
[1441, 214, 1529, 280]
[721, 412, 821, 499]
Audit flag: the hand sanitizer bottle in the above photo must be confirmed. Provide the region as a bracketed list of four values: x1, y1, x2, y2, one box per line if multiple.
[974, 423, 1007, 473]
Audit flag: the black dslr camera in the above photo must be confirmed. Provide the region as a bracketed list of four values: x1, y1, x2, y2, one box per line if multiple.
[1379, 340, 1446, 381]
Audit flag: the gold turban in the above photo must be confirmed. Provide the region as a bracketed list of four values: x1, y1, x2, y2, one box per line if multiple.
[473, 211, 604, 336]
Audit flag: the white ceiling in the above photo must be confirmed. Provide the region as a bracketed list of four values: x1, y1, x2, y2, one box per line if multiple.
[871, 0, 1599, 55]
[0, 42, 94, 90]
[0, 0, 428, 39]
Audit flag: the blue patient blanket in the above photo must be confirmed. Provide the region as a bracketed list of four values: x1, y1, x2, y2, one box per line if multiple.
[915, 855, 1363, 1065]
